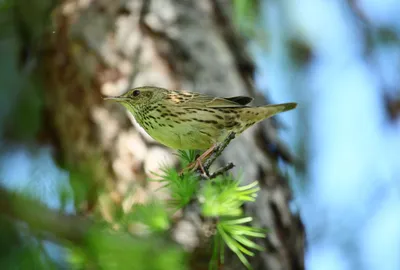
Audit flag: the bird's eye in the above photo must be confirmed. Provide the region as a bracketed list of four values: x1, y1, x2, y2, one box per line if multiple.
[132, 90, 140, 97]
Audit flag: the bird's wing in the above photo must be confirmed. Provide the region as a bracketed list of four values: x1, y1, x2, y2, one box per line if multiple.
[166, 90, 252, 108]
[224, 96, 254, 105]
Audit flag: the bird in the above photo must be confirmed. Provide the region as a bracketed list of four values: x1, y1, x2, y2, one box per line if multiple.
[105, 86, 297, 172]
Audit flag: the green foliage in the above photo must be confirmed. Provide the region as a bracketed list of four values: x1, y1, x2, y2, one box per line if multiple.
[0, 241, 56, 270]
[0, 0, 12, 11]
[200, 176, 260, 217]
[233, 0, 260, 37]
[68, 164, 96, 211]
[0, 218, 56, 270]
[200, 178, 265, 270]
[196, 173, 264, 270]
[69, 228, 186, 270]
[13, 0, 56, 46]
[0, 0, 55, 139]
[0, 135, 265, 270]
[176, 149, 198, 167]
[6, 78, 44, 140]
[233, 0, 259, 28]
[159, 151, 266, 270]
[232, 0, 268, 48]
[217, 217, 266, 270]
[122, 201, 170, 233]
[154, 150, 267, 270]
[155, 166, 199, 209]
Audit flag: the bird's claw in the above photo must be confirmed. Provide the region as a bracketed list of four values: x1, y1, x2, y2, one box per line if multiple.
[179, 157, 209, 177]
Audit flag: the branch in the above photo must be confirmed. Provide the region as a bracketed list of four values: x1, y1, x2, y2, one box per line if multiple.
[209, 162, 235, 179]
[0, 187, 91, 245]
[203, 132, 236, 171]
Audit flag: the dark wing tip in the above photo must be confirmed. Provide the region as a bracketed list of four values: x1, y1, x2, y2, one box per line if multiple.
[224, 96, 254, 106]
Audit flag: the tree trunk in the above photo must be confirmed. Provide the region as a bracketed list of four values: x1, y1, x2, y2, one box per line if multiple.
[42, 0, 304, 269]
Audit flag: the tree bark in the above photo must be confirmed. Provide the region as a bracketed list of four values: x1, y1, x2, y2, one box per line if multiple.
[42, 0, 304, 269]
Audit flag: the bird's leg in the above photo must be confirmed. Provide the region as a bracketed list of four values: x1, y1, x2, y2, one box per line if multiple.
[181, 145, 216, 176]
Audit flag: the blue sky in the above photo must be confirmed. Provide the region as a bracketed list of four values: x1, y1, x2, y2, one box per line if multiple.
[254, 0, 400, 269]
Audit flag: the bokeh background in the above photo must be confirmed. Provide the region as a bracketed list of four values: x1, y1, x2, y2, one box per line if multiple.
[1, 0, 399, 269]
[250, 1, 400, 269]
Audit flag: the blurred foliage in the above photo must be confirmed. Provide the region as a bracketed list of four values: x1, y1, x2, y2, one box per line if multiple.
[376, 27, 399, 44]
[121, 201, 170, 233]
[68, 160, 102, 212]
[232, 0, 268, 47]
[0, 0, 54, 140]
[0, 217, 46, 269]
[69, 229, 186, 270]
[0, 201, 56, 269]
[233, 0, 260, 36]
[156, 167, 199, 209]
[4, 77, 44, 140]
[288, 38, 313, 68]
[0, 150, 267, 270]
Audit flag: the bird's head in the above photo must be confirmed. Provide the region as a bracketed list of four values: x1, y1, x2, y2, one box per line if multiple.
[104, 86, 167, 114]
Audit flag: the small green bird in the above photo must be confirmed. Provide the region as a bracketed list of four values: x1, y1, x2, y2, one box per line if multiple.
[105, 86, 297, 170]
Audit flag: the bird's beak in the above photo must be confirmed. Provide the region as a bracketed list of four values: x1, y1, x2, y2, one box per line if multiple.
[103, 96, 130, 103]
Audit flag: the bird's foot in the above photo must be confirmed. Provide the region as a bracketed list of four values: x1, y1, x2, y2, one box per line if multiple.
[179, 145, 216, 177]
[185, 158, 208, 176]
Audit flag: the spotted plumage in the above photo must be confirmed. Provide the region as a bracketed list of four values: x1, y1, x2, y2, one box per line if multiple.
[105, 86, 297, 150]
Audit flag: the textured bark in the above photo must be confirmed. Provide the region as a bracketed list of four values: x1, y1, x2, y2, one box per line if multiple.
[42, 0, 304, 269]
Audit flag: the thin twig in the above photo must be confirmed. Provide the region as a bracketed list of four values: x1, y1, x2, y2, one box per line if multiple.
[209, 162, 235, 179]
[203, 132, 236, 171]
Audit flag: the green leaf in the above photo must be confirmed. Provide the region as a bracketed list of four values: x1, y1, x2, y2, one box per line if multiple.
[232, 0, 260, 37]
[153, 167, 199, 209]
[176, 150, 198, 167]
[231, 234, 264, 251]
[214, 217, 268, 270]
[201, 177, 260, 217]
[122, 201, 170, 233]
[217, 225, 253, 269]
[77, 228, 187, 270]
[220, 217, 253, 225]
[209, 233, 220, 270]
[228, 225, 267, 238]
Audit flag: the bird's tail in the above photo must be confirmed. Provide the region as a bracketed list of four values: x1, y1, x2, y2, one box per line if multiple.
[260, 102, 297, 118]
[239, 102, 297, 124]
